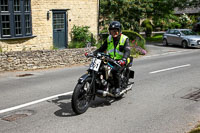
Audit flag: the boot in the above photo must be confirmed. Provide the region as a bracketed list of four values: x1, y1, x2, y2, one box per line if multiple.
[114, 88, 121, 97]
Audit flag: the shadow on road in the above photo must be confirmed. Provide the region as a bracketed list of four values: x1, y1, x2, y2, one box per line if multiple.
[90, 97, 123, 108]
[50, 95, 122, 117]
[48, 95, 76, 117]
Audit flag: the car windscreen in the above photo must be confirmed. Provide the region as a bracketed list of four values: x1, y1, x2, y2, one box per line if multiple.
[181, 30, 197, 35]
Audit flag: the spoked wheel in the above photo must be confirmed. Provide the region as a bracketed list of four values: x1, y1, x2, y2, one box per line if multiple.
[71, 77, 93, 115]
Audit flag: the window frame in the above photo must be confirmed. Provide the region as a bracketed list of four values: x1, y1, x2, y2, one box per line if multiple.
[0, 0, 33, 39]
[174, 30, 180, 35]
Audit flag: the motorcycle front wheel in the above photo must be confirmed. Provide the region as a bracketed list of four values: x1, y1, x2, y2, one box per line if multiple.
[71, 77, 92, 115]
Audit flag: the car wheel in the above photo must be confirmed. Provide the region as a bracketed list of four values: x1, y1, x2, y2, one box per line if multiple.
[163, 39, 168, 46]
[182, 41, 188, 48]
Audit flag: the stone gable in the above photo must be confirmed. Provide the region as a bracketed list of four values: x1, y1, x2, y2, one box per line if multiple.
[0, 0, 98, 52]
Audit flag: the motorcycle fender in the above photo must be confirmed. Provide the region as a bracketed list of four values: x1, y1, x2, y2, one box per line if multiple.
[78, 73, 91, 84]
[129, 70, 134, 79]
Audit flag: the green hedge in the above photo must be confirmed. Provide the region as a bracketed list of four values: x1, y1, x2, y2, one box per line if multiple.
[99, 30, 146, 45]
[141, 19, 151, 27]
[141, 19, 153, 37]
[68, 41, 86, 48]
[122, 30, 146, 57]
[145, 34, 163, 43]
[122, 30, 146, 45]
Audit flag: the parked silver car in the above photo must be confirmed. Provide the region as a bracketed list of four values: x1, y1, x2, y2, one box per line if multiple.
[163, 29, 200, 48]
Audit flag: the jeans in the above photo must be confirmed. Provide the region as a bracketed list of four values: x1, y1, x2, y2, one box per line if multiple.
[111, 65, 122, 89]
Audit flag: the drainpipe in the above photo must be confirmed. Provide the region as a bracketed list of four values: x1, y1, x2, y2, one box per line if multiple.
[98, 0, 100, 36]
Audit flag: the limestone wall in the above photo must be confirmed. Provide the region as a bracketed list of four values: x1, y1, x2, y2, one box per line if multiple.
[0, 0, 98, 52]
[0, 47, 96, 72]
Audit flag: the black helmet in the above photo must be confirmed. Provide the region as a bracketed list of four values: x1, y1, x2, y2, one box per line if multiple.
[108, 21, 122, 33]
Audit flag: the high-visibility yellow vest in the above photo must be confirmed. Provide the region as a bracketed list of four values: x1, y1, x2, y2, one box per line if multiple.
[106, 34, 128, 60]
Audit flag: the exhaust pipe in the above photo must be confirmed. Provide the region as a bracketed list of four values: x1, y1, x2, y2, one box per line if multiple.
[97, 84, 133, 97]
[119, 84, 133, 95]
[97, 90, 115, 97]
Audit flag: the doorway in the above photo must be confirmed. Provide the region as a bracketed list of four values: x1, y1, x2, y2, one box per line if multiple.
[52, 10, 68, 48]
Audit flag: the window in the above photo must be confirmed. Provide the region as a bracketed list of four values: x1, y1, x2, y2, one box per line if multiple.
[0, 0, 8, 11]
[174, 30, 180, 35]
[181, 30, 197, 36]
[168, 30, 175, 34]
[53, 13, 65, 30]
[14, 0, 20, 11]
[0, 0, 32, 39]
[1, 15, 10, 36]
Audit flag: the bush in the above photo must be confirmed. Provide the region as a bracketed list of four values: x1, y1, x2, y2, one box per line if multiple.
[68, 41, 86, 48]
[71, 25, 90, 42]
[169, 22, 181, 29]
[141, 19, 151, 27]
[145, 24, 153, 37]
[99, 30, 146, 44]
[122, 30, 146, 57]
[122, 30, 146, 46]
[141, 19, 153, 37]
[129, 40, 147, 57]
[69, 25, 96, 48]
[146, 34, 163, 42]
[100, 29, 108, 34]
[99, 33, 109, 41]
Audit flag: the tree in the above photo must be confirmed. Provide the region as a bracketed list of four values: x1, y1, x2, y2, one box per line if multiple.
[100, 0, 147, 32]
[99, 0, 197, 32]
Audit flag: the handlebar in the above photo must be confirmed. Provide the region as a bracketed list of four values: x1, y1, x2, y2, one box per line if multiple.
[85, 52, 121, 67]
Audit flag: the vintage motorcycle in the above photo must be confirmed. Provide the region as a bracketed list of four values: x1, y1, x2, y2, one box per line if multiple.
[71, 52, 134, 114]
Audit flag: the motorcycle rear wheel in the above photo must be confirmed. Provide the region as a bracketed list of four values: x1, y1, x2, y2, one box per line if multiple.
[71, 77, 92, 114]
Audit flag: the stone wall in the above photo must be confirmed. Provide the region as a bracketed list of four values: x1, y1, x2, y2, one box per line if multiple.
[0, 0, 98, 52]
[0, 47, 96, 72]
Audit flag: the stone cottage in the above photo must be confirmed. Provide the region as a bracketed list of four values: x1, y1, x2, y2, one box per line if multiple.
[0, 0, 99, 52]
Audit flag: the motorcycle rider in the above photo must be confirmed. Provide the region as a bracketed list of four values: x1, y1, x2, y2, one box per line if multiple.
[94, 21, 130, 96]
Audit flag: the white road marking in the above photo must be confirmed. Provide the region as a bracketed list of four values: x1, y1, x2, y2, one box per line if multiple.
[150, 64, 191, 74]
[143, 50, 189, 58]
[0, 91, 73, 114]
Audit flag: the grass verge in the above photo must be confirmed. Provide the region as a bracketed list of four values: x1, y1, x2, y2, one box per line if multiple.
[145, 34, 163, 43]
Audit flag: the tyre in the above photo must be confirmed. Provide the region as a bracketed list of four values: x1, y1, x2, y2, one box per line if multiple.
[163, 39, 168, 46]
[182, 41, 188, 48]
[71, 77, 92, 114]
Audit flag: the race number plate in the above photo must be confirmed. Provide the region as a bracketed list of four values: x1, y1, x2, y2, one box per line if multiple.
[89, 58, 101, 71]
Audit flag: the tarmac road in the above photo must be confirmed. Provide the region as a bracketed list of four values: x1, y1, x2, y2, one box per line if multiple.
[0, 43, 200, 133]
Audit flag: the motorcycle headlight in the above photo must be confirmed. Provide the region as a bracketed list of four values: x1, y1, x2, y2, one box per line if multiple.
[97, 53, 101, 57]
